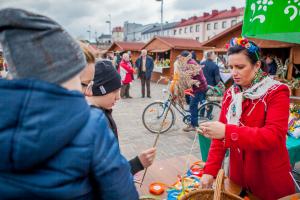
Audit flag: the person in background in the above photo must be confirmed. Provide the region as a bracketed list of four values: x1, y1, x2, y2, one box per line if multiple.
[0, 8, 138, 200]
[266, 54, 277, 75]
[201, 51, 221, 87]
[119, 53, 134, 98]
[82, 60, 156, 175]
[135, 49, 154, 98]
[199, 38, 294, 199]
[114, 51, 122, 70]
[105, 51, 114, 61]
[175, 51, 207, 132]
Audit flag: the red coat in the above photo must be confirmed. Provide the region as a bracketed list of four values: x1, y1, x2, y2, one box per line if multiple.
[119, 60, 134, 84]
[204, 84, 295, 200]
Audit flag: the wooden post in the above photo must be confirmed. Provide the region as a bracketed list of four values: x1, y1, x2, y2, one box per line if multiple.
[287, 47, 294, 80]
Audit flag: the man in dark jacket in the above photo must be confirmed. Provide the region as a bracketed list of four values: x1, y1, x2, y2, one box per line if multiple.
[135, 49, 154, 98]
[201, 51, 221, 87]
[0, 8, 138, 200]
[266, 55, 277, 75]
[200, 51, 221, 120]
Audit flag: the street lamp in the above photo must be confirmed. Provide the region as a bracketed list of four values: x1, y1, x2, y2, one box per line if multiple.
[156, 0, 163, 36]
[87, 25, 91, 42]
[105, 14, 112, 36]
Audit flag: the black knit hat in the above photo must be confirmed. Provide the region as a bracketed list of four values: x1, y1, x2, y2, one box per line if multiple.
[92, 60, 121, 96]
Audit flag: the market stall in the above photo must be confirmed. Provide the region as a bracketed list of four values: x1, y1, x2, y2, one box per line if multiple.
[201, 22, 300, 91]
[141, 36, 209, 83]
[107, 41, 145, 64]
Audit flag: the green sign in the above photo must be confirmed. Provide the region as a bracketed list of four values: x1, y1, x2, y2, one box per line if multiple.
[242, 0, 300, 44]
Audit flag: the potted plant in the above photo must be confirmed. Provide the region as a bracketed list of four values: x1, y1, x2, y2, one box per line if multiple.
[292, 79, 300, 97]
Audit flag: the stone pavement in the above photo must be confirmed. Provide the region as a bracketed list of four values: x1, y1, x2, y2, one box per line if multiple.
[113, 78, 202, 161]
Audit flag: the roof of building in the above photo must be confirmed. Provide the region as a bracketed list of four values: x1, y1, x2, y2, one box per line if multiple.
[142, 36, 209, 51]
[112, 26, 124, 32]
[108, 41, 145, 51]
[142, 22, 179, 34]
[98, 34, 112, 39]
[207, 7, 244, 22]
[176, 7, 244, 28]
[127, 23, 159, 34]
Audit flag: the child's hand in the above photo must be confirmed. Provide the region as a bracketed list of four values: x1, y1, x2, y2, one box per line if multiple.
[138, 147, 156, 168]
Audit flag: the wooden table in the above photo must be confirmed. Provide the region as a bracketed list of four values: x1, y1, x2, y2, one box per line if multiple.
[134, 155, 258, 199]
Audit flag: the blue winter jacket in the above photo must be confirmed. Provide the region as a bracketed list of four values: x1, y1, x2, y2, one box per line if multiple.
[0, 79, 138, 200]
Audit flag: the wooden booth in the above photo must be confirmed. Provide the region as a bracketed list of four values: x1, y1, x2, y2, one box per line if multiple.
[107, 41, 145, 64]
[142, 36, 209, 82]
[201, 22, 300, 81]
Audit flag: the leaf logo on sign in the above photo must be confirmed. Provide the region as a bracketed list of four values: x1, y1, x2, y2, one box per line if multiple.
[250, 0, 274, 23]
[284, 0, 300, 21]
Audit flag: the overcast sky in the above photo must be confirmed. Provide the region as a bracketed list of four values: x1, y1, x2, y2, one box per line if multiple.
[0, 0, 245, 41]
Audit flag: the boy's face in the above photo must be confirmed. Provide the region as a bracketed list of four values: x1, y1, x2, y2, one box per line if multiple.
[94, 89, 120, 109]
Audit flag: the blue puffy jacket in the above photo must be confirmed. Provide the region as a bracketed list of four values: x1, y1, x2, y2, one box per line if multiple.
[0, 79, 138, 200]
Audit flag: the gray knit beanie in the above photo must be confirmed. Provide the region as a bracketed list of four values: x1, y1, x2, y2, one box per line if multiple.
[0, 8, 86, 84]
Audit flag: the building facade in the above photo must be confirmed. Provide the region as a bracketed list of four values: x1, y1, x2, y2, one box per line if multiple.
[112, 26, 124, 42]
[124, 21, 159, 42]
[141, 22, 179, 42]
[171, 7, 244, 42]
[97, 34, 112, 48]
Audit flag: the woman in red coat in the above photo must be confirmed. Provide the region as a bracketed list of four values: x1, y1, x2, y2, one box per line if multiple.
[199, 38, 295, 200]
[119, 53, 134, 98]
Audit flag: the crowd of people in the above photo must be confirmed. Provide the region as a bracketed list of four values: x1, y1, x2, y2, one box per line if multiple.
[0, 7, 295, 200]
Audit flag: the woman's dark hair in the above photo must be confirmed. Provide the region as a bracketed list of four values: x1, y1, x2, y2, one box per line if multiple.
[227, 41, 268, 72]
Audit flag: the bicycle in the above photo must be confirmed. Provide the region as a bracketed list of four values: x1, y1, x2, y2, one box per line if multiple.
[142, 77, 222, 134]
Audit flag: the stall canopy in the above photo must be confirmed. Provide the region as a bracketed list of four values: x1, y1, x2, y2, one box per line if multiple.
[143, 36, 208, 51]
[242, 0, 300, 44]
[107, 41, 145, 52]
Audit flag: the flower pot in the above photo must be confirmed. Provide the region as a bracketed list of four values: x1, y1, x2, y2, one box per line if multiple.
[294, 88, 300, 97]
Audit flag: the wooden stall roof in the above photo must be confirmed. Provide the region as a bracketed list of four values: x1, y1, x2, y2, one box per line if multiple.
[142, 36, 209, 51]
[107, 41, 145, 52]
[201, 22, 299, 49]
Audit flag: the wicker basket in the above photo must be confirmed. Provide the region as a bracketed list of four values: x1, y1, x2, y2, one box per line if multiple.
[180, 170, 243, 200]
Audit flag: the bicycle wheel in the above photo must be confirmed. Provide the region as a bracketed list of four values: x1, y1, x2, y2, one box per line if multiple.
[198, 102, 222, 124]
[142, 101, 175, 134]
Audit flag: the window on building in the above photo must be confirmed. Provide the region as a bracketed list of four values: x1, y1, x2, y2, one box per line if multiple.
[207, 23, 211, 30]
[231, 19, 237, 26]
[196, 37, 200, 41]
[167, 30, 169, 35]
[214, 22, 218, 30]
[196, 25, 200, 32]
[184, 27, 187, 33]
[222, 21, 227, 28]
[174, 30, 177, 35]
[190, 26, 193, 33]
[179, 29, 182, 34]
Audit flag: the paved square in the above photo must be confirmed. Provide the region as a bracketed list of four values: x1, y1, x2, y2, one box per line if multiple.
[113, 79, 202, 161]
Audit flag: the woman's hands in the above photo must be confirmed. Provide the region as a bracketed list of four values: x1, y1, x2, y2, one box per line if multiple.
[198, 121, 226, 140]
[200, 174, 214, 189]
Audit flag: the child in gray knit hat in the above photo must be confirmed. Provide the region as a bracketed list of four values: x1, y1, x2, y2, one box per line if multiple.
[0, 8, 138, 200]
